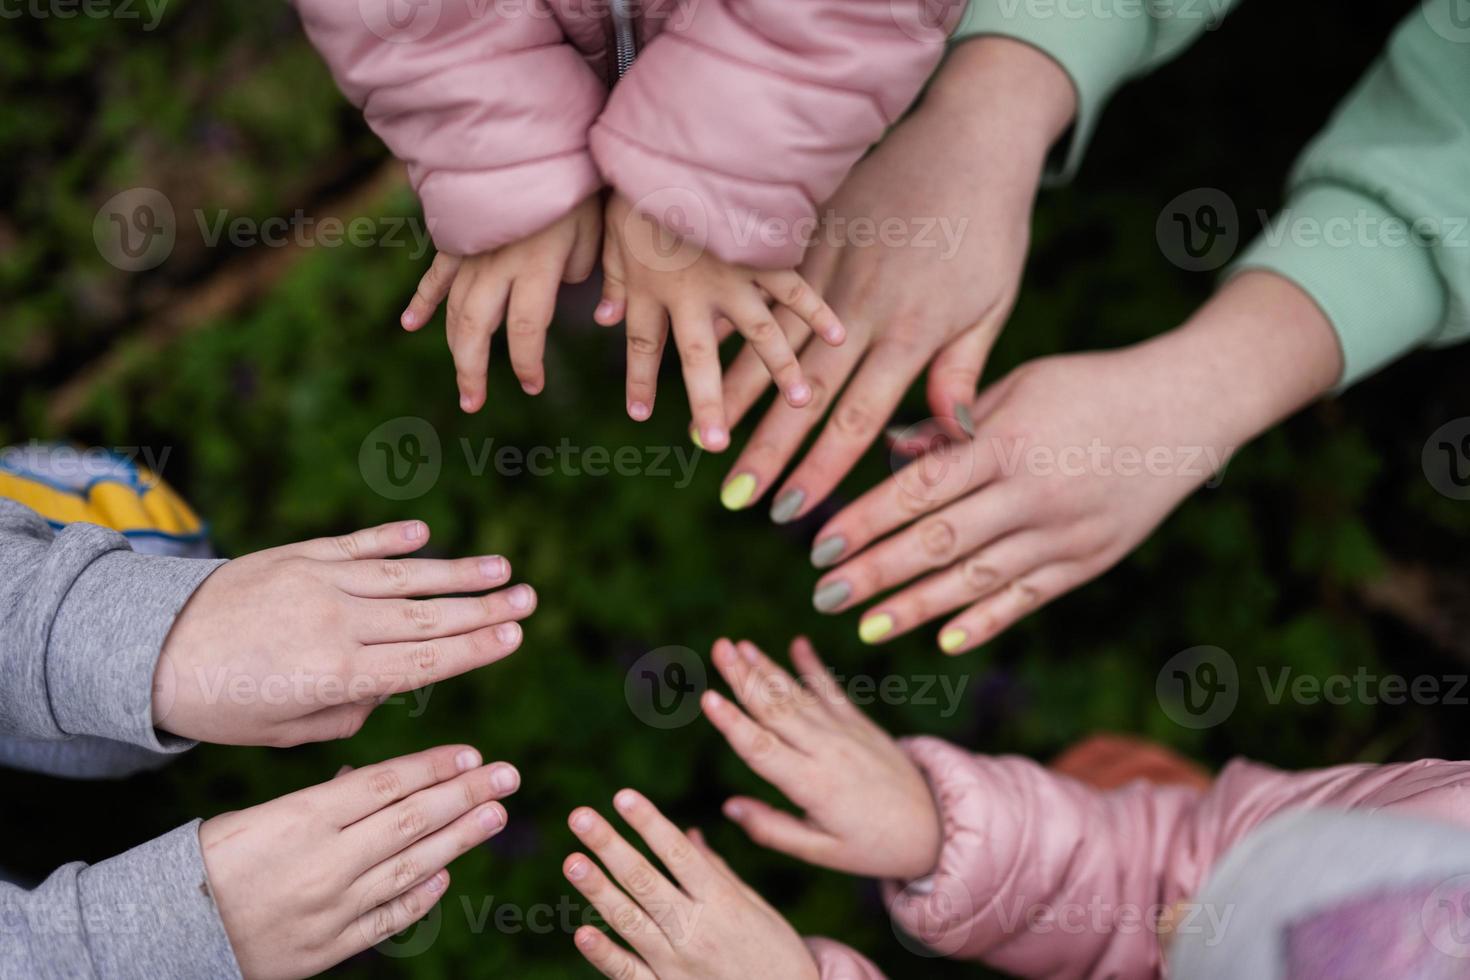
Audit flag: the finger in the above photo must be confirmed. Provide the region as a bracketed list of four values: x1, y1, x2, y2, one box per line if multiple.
[669, 306, 729, 452]
[811, 480, 1030, 614]
[401, 253, 462, 332]
[787, 637, 865, 723]
[285, 520, 430, 562]
[359, 616, 533, 696]
[321, 744, 485, 826]
[721, 291, 809, 408]
[563, 855, 671, 961]
[446, 269, 511, 414]
[505, 271, 561, 396]
[564, 200, 602, 285]
[720, 339, 865, 516]
[344, 868, 450, 957]
[333, 554, 511, 599]
[700, 688, 808, 792]
[852, 528, 1072, 646]
[939, 560, 1098, 654]
[610, 789, 716, 898]
[925, 323, 998, 424]
[771, 339, 932, 524]
[348, 764, 514, 872]
[624, 295, 668, 422]
[809, 435, 1003, 571]
[710, 639, 823, 747]
[595, 233, 628, 327]
[278, 703, 374, 747]
[573, 927, 657, 980]
[685, 828, 765, 905]
[754, 269, 845, 346]
[722, 796, 836, 867]
[568, 807, 689, 927]
[722, 306, 814, 430]
[353, 585, 536, 644]
[353, 794, 511, 906]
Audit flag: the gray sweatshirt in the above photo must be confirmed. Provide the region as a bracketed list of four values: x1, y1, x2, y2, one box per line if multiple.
[0, 499, 242, 978]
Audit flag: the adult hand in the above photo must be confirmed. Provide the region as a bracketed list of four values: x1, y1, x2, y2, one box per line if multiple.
[202, 744, 519, 980]
[154, 520, 536, 746]
[714, 38, 1076, 517]
[808, 272, 1343, 652]
[701, 637, 941, 881]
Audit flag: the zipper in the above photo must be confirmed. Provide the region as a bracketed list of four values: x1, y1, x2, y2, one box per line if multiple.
[609, 0, 639, 80]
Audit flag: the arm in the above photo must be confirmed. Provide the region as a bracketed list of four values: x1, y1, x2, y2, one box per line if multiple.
[590, 0, 958, 268]
[289, 0, 606, 258]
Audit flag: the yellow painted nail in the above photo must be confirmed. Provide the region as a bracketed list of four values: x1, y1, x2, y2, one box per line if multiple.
[859, 613, 894, 645]
[689, 426, 706, 451]
[720, 473, 758, 511]
[939, 628, 968, 654]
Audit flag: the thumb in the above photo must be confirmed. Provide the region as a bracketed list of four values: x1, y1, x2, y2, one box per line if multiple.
[925, 325, 996, 435]
[594, 227, 627, 327]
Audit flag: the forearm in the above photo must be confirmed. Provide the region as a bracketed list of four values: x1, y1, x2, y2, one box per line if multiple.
[0, 822, 241, 980]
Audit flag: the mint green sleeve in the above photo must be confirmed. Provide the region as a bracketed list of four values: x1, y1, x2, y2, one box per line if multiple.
[953, 0, 1243, 177]
[1231, 1, 1470, 386]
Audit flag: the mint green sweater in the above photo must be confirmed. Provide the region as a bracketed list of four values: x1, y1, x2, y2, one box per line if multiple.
[958, 0, 1470, 386]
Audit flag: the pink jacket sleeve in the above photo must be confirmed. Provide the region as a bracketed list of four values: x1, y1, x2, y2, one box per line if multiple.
[885, 737, 1470, 980]
[291, 0, 606, 257]
[589, 0, 958, 268]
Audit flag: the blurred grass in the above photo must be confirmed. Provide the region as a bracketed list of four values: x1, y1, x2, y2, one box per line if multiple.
[3, 1, 1470, 977]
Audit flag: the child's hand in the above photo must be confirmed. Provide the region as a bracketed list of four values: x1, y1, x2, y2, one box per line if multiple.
[155, 520, 536, 746]
[400, 195, 602, 411]
[700, 637, 941, 882]
[562, 789, 820, 980]
[596, 192, 845, 451]
[201, 744, 519, 980]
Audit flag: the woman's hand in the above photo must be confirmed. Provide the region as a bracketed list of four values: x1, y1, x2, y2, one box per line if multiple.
[700, 637, 941, 881]
[562, 789, 819, 980]
[715, 38, 1076, 519]
[809, 272, 1344, 653]
[202, 744, 520, 980]
[155, 520, 536, 746]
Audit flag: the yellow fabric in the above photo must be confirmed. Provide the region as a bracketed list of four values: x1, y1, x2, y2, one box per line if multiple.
[0, 468, 203, 537]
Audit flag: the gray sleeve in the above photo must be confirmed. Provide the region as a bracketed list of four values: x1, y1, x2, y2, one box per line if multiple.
[0, 820, 243, 980]
[0, 499, 225, 755]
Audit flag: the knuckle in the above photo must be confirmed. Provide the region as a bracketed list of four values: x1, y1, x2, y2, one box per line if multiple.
[333, 533, 363, 561]
[507, 316, 542, 338]
[369, 769, 402, 802]
[391, 856, 420, 889]
[612, 906, 643, 934]
[612, 958, 639, 980]
[745, 317, 780, 344]
[410, 641, 440, 674]
[408, 601, 441, 631]
[397, 805, 427, 840]
[747, 730, 780, 760]
[397, 891, 422, 921]
[627, 334, 661, 356]
[461, 779, 481, 812]
[679, 337, 715, 363]
[782, 280, 811, 310]
[918, 518, 958, 564]
[962, 556, 1002, 595]
[625, 864, 659, 898]
[664, 838, 696, 868]
[379, 559, 411, 593]
[832, 401, 875, 438]
[373, 908, 397, 940]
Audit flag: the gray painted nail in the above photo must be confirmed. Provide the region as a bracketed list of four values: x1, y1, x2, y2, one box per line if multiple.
[955, 404, 975, 437]
[770, 489, 805, 524]
[813, 580, 852, 613]
[810, 536, 847, 568]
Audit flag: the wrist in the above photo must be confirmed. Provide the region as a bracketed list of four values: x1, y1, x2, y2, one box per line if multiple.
[922, 37, 1077, 162]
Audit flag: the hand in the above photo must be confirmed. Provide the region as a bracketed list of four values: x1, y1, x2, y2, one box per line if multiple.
[700, 637, 940, 881]
[400, 195, 603, 410]
[202, 744, 519, 980]
[596, 191, 844, 452]
[715, 38, 1077, 520]
[562, 789, 819, 980]
[154, 519, 536, 746]
[809, 271, 1343, 653]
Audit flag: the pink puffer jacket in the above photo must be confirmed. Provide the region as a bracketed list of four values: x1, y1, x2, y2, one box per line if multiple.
[811, 740, 1470, 979]
[292, 0, 960, 265]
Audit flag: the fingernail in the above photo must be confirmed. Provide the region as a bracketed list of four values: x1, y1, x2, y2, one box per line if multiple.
[811, 536, 847, 569]
[702, 689, 726, 710]
[460, 395, 474, 413]
[702, 426, 729, 452]
[770, 489, 805, 524]
[788, 382, 812, 405]
[739, 643, 757, 664]
[723, 800, 746, 820]
[939, 628, 969, 654]
[480, 556, 508, 580]
[576, 927, 597, 947]
[507, 584, 534, 611]
[491, 764, 520, 793]
[404, 521, 427, 542]
[521, 381, 543, 396]
[595, 300, 616, 321]
[426, 870, 446, 893]
[720, 473, 757, 511]
[955, 404, 975, 437]
[456, 749, 482, 772]
[859, 613, 894, 645]
[614, 789, 638, 813]
[813, 580, 852, 613]
[566, 859, 589, 880]
[479, 804, 505, 832]
[570, 809, 594, 833]
[629, 401, 651, 421]
[401, 310, 419, 330]
[689, 425, 706, 451]
[495, 622, 522, 646]
[825, 324, 846, 344]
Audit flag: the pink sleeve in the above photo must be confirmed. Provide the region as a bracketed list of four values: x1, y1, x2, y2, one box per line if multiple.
[589, 0, 957, 268]
[290, 0, 606, 256]
[884, 737, 1470, 980]
[804, 937, 887, 980]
